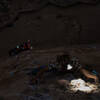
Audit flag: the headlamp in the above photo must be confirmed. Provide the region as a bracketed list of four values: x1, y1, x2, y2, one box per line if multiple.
[67, 64, 73, 70]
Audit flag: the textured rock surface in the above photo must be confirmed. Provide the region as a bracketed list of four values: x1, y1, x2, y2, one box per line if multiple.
[0, 1, 100, 57]
[0, 46, 100, 100]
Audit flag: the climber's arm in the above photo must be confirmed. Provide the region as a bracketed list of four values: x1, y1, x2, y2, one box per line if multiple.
[80, 68, 99, 83]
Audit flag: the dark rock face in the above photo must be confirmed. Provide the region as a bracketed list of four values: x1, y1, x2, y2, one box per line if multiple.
[78, 0, 99, 4]
[49, 0, 78, 7]
[1, 2, 100, 100]
[0, 0, 100, 57]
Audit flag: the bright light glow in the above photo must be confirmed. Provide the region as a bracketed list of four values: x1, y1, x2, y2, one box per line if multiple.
[69, 78, 98, 93]
[67, 64, 73, 70]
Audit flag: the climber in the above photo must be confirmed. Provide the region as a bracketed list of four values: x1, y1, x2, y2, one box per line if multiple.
[30, 54, 99, 84]
[9, 40, 32, 56]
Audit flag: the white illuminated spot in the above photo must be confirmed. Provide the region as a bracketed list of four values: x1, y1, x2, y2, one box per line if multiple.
[67, 64, 73, 70]
[69, 78, 98, 93]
